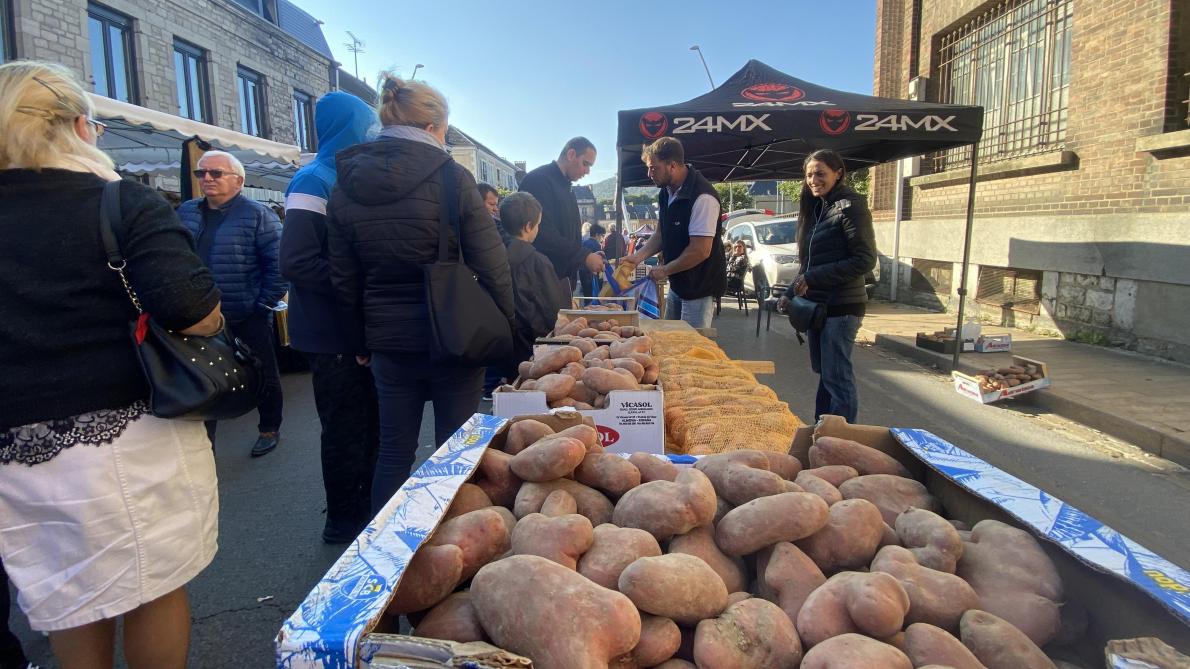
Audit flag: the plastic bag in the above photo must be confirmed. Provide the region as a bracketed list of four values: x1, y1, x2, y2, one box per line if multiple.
[599, 261, 662, 319]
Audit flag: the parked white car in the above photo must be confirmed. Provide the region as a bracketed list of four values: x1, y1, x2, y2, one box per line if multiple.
[725, 216, 800, 295]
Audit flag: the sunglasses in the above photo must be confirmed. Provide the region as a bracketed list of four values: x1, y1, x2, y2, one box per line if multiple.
[193, 169, 232, 179]
[85, 118, 107, 137]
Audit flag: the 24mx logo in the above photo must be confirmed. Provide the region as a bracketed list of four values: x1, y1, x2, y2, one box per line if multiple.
[672, 114, 771, 134]
[854, 113, 958, 132]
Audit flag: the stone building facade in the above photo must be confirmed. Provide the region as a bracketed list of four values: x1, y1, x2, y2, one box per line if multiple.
[872, 0, 1190, 362]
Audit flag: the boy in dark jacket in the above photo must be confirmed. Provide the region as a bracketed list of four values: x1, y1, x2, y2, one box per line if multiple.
[499, 192, 570, 381]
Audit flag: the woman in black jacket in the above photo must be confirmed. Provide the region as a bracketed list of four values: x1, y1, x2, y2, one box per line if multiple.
[779, 150, 876, 423]
[327, 75, 515, 512]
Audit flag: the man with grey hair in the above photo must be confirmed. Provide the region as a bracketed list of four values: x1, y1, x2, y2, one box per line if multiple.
[178, 150, 287, 457]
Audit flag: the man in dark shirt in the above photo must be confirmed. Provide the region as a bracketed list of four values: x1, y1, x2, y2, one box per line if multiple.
[518, 137, 605, 288]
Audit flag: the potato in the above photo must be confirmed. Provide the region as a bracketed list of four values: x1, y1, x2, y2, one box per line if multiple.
[584, 366, 640, 394]
[490, 506, 517, 536]
[474, 448, 521, 508]
[556, 317, 589, 337]
[413, 591, 485, 643]
[612, 468, 717, 542]
[444, 483, 494, 520]
[870, 545, 980, 631]
[577, 327, 600, 338]
[904, 622, 987, 669]
[668, 524, 747, 594]
[504, 419, 555, 455]
[795, 471, 843, 506]
[897, 507, 964, 573]
[528, 345, 583, 379]
[960, 610, 1057, 669]
[509, 435, 587, 482]
[757, 542, 826, 624]
[653, 661, 696, 669]
[584, 345, 611, 361]
[809, 436, 912, 477]
[610, 336, 653, 358]
[801, 633, 912, 669]
[556, 423, 602, 453]
[610, 358, 647, 381]
[619, 553, 729, 626]
[796, 571, 910, 647]
[517, 360, 532, 379]
[540, 489, 577, 517]
[957, 520, 1062, 646]
[559, 363, 586, 382]
[571, 338, 598, 355]
[879, 522, 900, 548]
[804, 465, 859, 487]
[426, 508, 510, 581]
[716, 492, 830, 556]
[713, 497, 733, 524]
[694, 450, 789, 505]
[629, 452, 678, 482]
[839, 474, 940, 526]
[515, 479, 613, 526]
[510, 512, 594, 570]
[796, 499, 885, 572]
[578, 523, 662, 590]
[568, 380, 598, 405]
[727, 592, 751, 606]
[472, 555, 640, 669]
[390, 544, 464, 614]
[761, 452, 802, 480]
[574, 452, 642, 499]
[694, 598, 802, 669]
[630, 614, 682, 668]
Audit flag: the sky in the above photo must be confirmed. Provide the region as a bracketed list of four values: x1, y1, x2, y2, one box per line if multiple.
[297, 0, 877, 186]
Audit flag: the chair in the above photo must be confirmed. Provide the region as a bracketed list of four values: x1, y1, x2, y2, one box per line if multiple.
[752, 264, 778, 337]
[721, 270, 749, 317]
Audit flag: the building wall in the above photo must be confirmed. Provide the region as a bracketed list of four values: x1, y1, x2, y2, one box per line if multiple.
[10, 0, 331, 147]
[873, 0, 1190, 362]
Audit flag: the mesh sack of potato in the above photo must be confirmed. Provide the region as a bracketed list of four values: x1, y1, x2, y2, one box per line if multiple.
[665, 400, 792, 440]
[658, 357, 757, 381]
[663, 385, 780, 406]
[669, 411, 803, 455]
[658, 372, 764, 392]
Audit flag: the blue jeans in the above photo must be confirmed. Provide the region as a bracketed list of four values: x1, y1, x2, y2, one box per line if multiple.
[808, 315, 861, 424]
[665, 291, 715, 328]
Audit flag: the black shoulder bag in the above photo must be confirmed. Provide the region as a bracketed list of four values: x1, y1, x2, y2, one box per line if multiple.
[787, 203, 837, 342]
[99, 180, 262, 420]
[422, 161, 513, 366]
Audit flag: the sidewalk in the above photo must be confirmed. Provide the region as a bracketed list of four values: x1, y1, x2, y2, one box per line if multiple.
[857, 301, 1190, 468]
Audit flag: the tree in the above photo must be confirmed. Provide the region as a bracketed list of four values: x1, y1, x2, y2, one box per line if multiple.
[777, 181, 802, 206]
[775, 168, 870, 211]
[713, 183, 753, 210]
[624, 192, 656, 206]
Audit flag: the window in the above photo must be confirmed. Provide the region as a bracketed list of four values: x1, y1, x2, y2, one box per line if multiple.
[934, 0, 1072, 170]
[910, 259, 954, 293]
[292, 90, 315, 151]
[1, 0, 12, 63]
[230, 0, 275, 21]
[173, 40, 209, 123]
[237, 66, 266, 138]
[87, 3, 137, 103]
[975, 265, 1042, 314]
[479, 160, 491, 183]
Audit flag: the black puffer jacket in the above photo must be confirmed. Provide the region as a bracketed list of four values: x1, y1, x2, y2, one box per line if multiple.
[327, 137, 514, 354]
[788, 184, 877, 310]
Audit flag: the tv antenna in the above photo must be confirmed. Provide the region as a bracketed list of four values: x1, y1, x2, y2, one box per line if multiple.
[344, 32, 365, 79]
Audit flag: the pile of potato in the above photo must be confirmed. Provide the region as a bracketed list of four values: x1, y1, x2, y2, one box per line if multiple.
[392, 422, 1089, 669]
[503, 335, 659, 410]
[973, 364, 1044, 394]
[553, 314, 646, 340]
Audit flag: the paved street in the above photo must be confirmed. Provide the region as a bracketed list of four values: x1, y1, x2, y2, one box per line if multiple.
[7, 304, 1190, 668]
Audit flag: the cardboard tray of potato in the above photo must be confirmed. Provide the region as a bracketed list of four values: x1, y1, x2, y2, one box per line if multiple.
[952, 355, 1052, 403]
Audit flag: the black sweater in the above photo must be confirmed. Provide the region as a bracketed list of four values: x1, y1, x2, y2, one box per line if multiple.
[519, 162, 586, 282]
[0, 169, 220, 428]
[786, 185, 877, 317]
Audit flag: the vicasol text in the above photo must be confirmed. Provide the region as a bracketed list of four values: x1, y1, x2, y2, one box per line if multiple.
[854, 114, 958, 132]
[620, 401, 655, 410]
[673, 114, 771, 134]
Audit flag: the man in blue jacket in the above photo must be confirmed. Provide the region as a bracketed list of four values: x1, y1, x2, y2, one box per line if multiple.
[178, 150, 287, 457]
[280, 92, 379, 542]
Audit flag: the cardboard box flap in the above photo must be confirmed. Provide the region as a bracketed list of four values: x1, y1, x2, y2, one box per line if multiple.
[891, 427, 1190, 627]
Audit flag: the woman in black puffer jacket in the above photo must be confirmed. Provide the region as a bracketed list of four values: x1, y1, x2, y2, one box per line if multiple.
[779, 150, 876, 423]
[327, 75, 514, 512]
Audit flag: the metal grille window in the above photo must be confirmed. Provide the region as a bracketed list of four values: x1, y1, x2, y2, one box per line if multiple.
[292, 90, 315, 151]
[173, 40, 209, 123]
[237, 66, 266, 138]
[87, 3, 137, 103]
[910, 259, 953, 294]
[934, 0, 1072, 170]
[975, 266, 1042, 314]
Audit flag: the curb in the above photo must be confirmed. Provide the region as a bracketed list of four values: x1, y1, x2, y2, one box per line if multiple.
[859, 327, 1190, 469]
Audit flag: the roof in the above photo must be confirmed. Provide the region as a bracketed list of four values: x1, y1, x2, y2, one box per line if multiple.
[749, 180, 778, 196]
[627, 204, 655, 220]
[336, 69, 377, 105]
[276, 0, 333, 60]
[572, 185, 595, 202]
[446, 126, 517, 171]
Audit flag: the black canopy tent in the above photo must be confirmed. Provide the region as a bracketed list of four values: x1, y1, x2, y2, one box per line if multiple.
[615, 59, 985, 368]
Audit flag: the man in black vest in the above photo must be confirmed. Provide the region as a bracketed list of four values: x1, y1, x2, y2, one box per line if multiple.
[624, 137, 726, 328]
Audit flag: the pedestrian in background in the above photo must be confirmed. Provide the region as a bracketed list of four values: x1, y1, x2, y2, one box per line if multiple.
[500, 192, 570, 378]
[579, 221, 606, 297]
[281, 91, 380, 543]
[177, 150, 287, 457]
[778, 149, 876, 423]
[0, 60, 221, 669]
[327, 74, 514, 513]
[519, 137, 605, 287]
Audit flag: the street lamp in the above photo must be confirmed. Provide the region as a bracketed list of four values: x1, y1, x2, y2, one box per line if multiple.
[411, 64, 424, 80]
[689, 45, 715, 90]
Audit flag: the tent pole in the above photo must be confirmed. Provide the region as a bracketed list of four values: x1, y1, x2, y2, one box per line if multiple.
[891, 158, 904, 302]
[951, 142, 980, 372]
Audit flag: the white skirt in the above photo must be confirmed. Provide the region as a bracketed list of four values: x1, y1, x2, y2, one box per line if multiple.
[0, 411, 219, 631]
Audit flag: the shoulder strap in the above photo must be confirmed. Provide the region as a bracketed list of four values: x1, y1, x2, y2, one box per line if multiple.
[98, 179, 144, 313]
[436, 160, 462, 264]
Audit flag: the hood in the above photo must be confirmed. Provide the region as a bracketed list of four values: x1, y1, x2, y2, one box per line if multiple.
[335, 137, 450, 206]
[758, 242, 800, 255]
[314, 92, 378, 162]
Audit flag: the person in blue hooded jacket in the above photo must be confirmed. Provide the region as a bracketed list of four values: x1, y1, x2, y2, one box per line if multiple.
[280, 91, 379, 543]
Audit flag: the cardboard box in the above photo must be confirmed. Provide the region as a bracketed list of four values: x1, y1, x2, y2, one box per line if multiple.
[570, 295, 636, 311]
[916, 332, 974, 354]
[491, 386, 664, 455]
[974, 333, 1013, 353]
[556, 306, 641, 329]
[793, 416, 1190, 664]
[952, 355, 1051, 403]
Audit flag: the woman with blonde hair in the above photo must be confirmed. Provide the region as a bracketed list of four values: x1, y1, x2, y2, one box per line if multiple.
[0, 60, 222, 669]
[327, 74, 514, 512]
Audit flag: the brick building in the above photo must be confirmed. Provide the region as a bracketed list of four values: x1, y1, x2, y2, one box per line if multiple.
[872, 0, 1190, 362]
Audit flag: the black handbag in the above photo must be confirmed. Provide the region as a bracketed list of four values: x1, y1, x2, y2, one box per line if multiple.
[787, 204, 836, 339]
[422, 161, 513, 366]
[98, 180, 262, 420]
